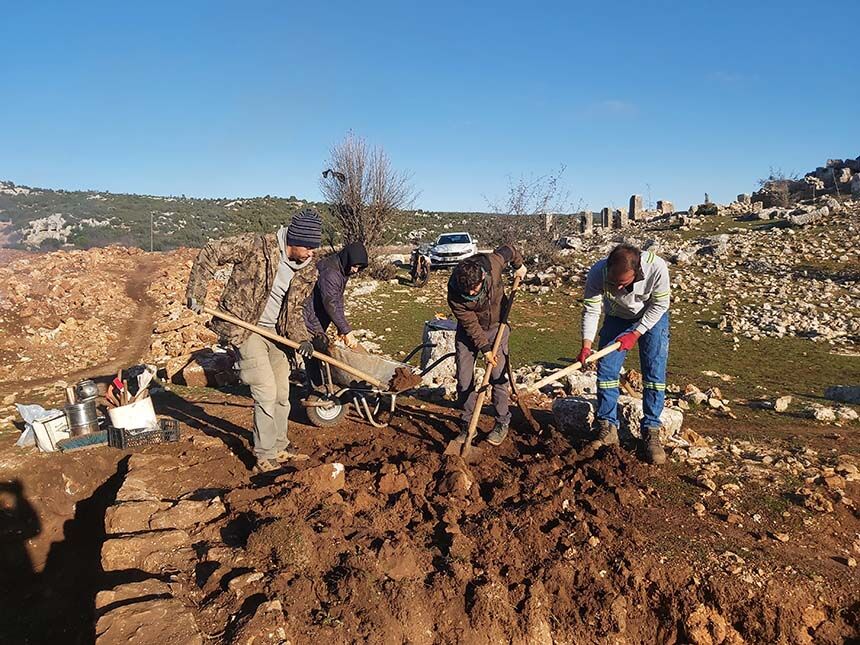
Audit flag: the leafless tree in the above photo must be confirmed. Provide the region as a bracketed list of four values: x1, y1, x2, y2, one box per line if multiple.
[485, 165, 576, 254]
[486, 164, 570, 217]
[320, 132, 417, 249]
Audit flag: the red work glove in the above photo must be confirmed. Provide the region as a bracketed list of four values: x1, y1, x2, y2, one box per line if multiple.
[576, 346, 593, 367]
[616, 331, 640, 352]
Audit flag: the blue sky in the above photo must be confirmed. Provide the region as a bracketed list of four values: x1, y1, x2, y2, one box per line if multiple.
[1, 1, 857, 212]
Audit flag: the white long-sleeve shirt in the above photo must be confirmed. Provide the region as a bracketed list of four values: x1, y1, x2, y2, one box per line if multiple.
[581, 249, 671, 341]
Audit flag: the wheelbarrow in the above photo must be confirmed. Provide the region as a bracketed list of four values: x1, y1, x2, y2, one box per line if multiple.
[304, 342, 455, 428]
[202, 306, 455, 429]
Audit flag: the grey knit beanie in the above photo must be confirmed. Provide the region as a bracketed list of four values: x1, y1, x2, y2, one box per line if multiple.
[286, 208, 323, 249]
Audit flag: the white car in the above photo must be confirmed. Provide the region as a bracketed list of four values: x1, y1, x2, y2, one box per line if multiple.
[428, 232, 478, 267]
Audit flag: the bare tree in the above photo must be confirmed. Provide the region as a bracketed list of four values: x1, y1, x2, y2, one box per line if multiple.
[320, 132, 417, 248]
[486, 164, 570, 217]
[485, 165, 575, 254]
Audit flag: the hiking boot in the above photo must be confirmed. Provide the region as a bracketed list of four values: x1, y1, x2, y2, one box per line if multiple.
[487, 422, 509, 446]
[587, 420, 619, 451]
[641, 427, 667, 465]
[253, 458, 280, 473]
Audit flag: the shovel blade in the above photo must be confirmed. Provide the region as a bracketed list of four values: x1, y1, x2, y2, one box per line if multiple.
[443, 437, 465, 456]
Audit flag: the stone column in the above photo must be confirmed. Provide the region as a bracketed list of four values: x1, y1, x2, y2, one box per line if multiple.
[629, 194, 642, 222]
[600, 207, 611, 228]
[543, 212, 554, 232]
[657, 200, 674, 215]
[579, 211, 593, 235]
[612, 209, 627, 229]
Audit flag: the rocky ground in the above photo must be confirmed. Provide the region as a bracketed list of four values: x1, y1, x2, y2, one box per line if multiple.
[0, 190, 858, 643]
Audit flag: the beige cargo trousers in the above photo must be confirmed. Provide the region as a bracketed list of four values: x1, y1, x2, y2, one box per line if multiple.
[236, 332, 292, 461]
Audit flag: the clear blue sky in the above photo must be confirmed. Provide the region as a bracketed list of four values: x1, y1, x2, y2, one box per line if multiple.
[1, 1, 857, 212]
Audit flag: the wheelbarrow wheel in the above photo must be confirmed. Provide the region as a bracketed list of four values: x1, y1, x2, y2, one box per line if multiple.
[305, 394, 347, 428]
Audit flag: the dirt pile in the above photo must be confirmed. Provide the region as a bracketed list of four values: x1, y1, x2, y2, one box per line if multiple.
[389, 366, 423, 391]
[83, 408, 859, 644]
[0, 247, 148, 384]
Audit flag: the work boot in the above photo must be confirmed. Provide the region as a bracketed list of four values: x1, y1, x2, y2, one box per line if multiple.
[587, 420, 619, 451]
[253, 458, 280, 473]
[641, 427, 667, 465]
[486, 422, 509, 446]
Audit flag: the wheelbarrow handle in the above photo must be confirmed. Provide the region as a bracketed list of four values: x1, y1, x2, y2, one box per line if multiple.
[203, 307, 387, 389]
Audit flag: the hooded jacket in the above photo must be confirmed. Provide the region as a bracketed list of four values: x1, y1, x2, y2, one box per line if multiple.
[304, 242, 368, 336]
[185, 229, 318, 347]
[447, 244, 523, 352]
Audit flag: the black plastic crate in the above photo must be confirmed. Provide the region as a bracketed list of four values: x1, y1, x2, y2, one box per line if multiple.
[108, 418, 181, 449]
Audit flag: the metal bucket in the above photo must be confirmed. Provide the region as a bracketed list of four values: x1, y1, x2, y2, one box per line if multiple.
[64, 399, 99, 436]
[74, 379, 99, 401]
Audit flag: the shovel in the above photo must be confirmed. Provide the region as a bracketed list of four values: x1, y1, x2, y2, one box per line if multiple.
[444, 274, 523, 459]
[203, 307, 388, 389]
[526, 341, 622, 392]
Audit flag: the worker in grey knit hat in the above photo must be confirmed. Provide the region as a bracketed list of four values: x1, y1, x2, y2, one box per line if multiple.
[185, 208, 324, 473]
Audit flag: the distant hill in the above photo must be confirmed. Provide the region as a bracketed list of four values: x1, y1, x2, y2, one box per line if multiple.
[0, 180, 321, 251]
[0, 179, 580, 251]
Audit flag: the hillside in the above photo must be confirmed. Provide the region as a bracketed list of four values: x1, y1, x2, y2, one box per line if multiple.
[0, 179, 587, 252]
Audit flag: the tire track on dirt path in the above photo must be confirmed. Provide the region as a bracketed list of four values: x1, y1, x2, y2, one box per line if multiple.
[8, 253, 162, 390]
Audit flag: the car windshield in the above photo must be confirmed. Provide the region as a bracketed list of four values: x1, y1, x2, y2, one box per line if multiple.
[437, 234, 470, 245]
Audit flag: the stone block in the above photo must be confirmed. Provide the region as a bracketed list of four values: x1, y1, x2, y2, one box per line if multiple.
[105, 501, 172, 534]
[96, 597, 202, 645]
[600, 207, 611, 228]
[580, 211, 593, 234]
[96, 579, 173, 611]
[657, 200, 674, 214]
[420, 319, 457, 385]
[552, 396, 595, 435]
[617, 395, 684, 441]
[101, 529, 194, 573]
[565, 371, 598, 395]
[149, 498, 227, 530]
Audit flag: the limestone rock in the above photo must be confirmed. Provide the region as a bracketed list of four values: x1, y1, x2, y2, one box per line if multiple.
[96, 597, 202, 645]
[617, 395, 684, 441]
[104, 501, 173, 534]
[565, 370, 598, 395]
[149, 498, 227, 530]
[420, 320, 457, 386]
[101, 529, 194, 573]
[552, 396, 595, 435]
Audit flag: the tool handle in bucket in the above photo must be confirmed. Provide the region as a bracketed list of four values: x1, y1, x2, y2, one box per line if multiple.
[527, 341, 621, 392]
[203, 307, 387, 389]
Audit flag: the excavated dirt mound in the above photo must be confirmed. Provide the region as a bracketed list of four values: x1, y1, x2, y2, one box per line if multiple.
[2, 389, 858, 644]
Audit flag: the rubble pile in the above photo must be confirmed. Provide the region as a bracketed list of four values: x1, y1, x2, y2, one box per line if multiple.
[0, 247, 142, 383]
[753, 157, 860, 206]
[142, 248, 227, 365]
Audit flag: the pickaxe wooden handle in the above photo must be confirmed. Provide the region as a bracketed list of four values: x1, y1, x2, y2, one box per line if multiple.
[527, 341, 622, 392]
[460, 274, 522, 457]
